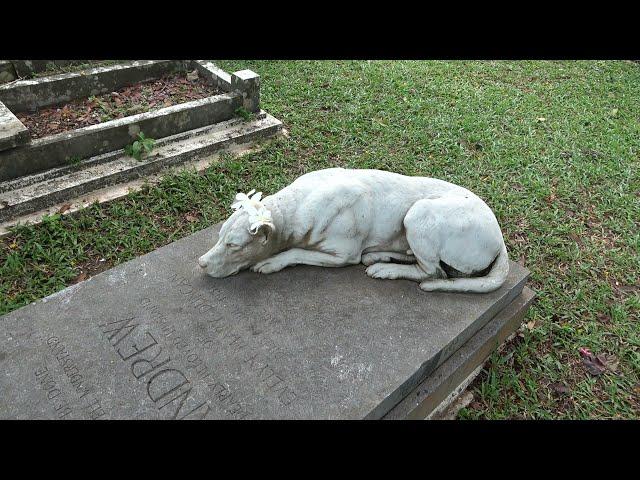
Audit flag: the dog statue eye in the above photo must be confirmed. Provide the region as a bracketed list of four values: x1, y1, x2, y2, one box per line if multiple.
[226, 242, 241, 249]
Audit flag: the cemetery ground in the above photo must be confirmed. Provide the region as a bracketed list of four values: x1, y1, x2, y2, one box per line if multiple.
[1, 60, 638, 419]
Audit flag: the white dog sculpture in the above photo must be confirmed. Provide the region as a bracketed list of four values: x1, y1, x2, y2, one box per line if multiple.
[198, 168, 509, 293]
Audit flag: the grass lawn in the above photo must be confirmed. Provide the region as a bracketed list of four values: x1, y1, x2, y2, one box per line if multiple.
[1, 61, 638, 418]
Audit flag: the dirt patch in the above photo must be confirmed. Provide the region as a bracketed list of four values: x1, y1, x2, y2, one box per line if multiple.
[17, 71, 221, 139]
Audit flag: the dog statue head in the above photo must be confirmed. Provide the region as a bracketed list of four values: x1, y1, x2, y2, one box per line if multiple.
[198, 190, 276, 277]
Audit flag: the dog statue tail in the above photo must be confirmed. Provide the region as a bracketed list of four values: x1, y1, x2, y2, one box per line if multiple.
[420, 243, 510, 294]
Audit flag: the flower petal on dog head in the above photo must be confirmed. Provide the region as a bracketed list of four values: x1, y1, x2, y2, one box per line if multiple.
[249, 221, 261, 234]
[247, 206, 275, 235]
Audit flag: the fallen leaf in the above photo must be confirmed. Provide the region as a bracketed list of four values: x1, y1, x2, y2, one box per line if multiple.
[578, 347, 592, 357]
[526, 320, 536, 331]
[598, 353, 619, 372]
[579, 347, 618, 376]
[610, 108, 618, 117]
[582, 356, 606, 376]
[57, 203, 72, 214]
[74, 272, 87, 283]
[536, 117, 546, 122]
[185, 214, 198, 223]
[186, 70, 199, 82]
[549, 382, 571, 396]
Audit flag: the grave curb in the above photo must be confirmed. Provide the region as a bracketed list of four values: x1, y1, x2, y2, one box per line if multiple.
[0, 112, 283, 224]
[0, 60, 185, 112]
[0, 92, 243, 181]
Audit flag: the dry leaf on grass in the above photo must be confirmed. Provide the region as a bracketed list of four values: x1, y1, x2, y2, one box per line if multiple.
[549, 382, 571, 396]
[579, 347, 619, 376]
[73, 272, 87, 283]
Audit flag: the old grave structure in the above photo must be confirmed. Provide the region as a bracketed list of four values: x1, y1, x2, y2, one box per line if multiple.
[0, 222, 533, 420]
[0, 60, 283, 234]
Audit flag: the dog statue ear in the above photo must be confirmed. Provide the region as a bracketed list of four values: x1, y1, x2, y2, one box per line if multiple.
[255, 222, 273, 245]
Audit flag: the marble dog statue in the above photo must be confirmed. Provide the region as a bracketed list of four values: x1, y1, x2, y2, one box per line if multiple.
[198, 168, 509, 293]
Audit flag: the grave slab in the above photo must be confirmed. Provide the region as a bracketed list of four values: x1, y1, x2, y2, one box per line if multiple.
[383, 286, 535, 419]
[0, 223, 529, 419]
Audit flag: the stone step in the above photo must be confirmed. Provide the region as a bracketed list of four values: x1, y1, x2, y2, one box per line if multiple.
[0, 112, 282, 223]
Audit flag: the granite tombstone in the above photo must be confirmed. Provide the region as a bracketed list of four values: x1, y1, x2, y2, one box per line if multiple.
[0, 224, 529, 419]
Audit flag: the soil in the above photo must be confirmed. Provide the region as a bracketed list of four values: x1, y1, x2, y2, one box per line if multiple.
[17, 71, 222, 139]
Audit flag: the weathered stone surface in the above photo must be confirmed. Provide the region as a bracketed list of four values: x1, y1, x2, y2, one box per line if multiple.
[194, 61, 232, 91]
[0, 93, 242, 182]
[383, 286, 535, 420]
[0, 61, 183, 112]
[0, 101, 29, 152]
[0, 224, 529, 419]
[10, 60, 81, 78]
[0, 113, 282, 223]
[0, 61, 17, 85]
[231, 70, 260, 113]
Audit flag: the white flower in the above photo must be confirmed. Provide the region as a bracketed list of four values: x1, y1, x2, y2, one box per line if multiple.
[230, 188, 275, 234]
[231, 189, 263, 215]
[248, 206, 275, 234]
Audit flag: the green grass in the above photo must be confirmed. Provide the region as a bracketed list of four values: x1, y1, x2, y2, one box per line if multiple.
[1, 61, 638, 418]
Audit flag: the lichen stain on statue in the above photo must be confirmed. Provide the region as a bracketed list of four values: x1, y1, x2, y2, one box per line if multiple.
[198, 168, 510, 293]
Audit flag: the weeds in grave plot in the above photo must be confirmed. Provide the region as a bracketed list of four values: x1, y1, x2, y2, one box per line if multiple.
[1, 60, 639, 418]
[235, 106, 255, 121]
[124, 132, 156, 161]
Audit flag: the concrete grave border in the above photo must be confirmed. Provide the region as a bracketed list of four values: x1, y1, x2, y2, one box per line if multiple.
[0, 112, 283, 224]
[0, 61, 186, 112]
[0, 60, 263, 182]
[10, 60, 96, 79]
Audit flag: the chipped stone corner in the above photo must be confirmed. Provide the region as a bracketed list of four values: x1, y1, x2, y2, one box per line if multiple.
[231, 70, 260, 113]
[0, 61, 17, 85]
